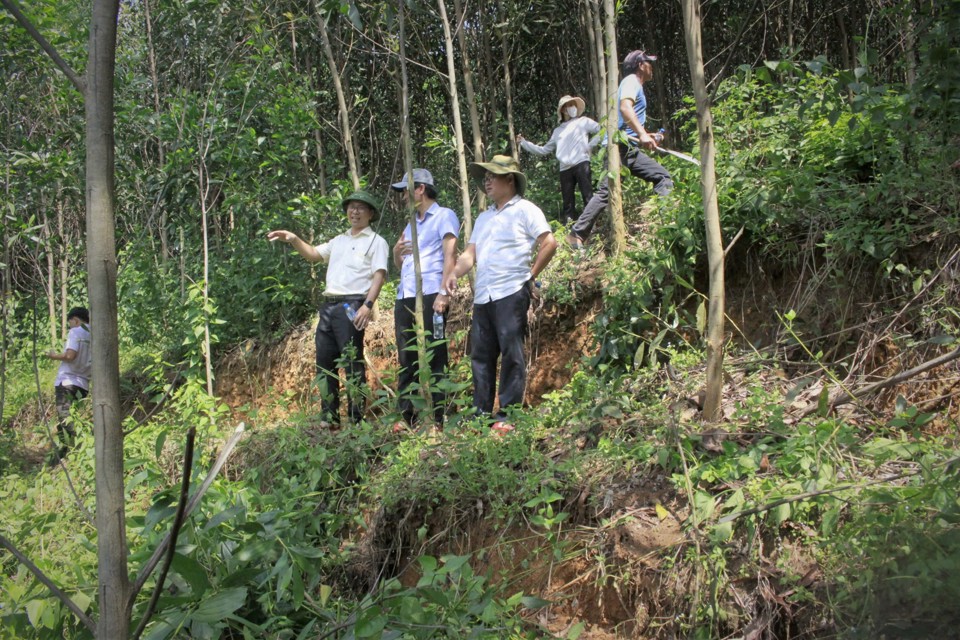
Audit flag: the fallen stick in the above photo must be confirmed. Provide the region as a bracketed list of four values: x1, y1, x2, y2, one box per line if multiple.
[798, 346, 960, 419]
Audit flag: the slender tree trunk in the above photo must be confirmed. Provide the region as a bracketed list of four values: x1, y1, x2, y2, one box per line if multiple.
[602, 0, 624, 255]
[497, 0, 518, 159]
[87, 1, 131, 635]
[1, 144, 10, 423]
[437, 0, 472, 237]
[682, 0, 725, 422]
[590, 0, 606, 120]
[314, 4, 360, 189]
[582, 0, 601, 115]
[143, 0, 168, 265]
[397, 0, 433, 417]
[42, 206, 57, 345]
[453, 0, 483, 227]
[57, 200, 68, 339]
[305, 51, 329, 195]
[199, 157, 214, 397]
[641, 0, 668, 131]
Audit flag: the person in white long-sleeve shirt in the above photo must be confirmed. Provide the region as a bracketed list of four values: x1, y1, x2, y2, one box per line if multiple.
[517, 95, 601, 224]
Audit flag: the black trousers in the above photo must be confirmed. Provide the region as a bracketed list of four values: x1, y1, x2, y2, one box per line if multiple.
[559, 161, 593, 224]
[470, 285, 530, 417]
[54, 383, 88, 449]
[315, 299, 366, 424]
[395, 293, 448, 424]
[571, 143, 674, 240]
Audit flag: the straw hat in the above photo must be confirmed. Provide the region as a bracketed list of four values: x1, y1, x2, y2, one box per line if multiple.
[557, 95, 586, 120]
[468, 155, 527, 197]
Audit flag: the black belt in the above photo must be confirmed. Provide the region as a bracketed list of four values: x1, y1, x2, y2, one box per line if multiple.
[324, 295, 365, 304]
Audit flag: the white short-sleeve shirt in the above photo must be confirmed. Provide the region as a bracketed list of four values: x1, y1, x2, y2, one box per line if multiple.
[55, 324, 92, 389]
[316, 226, 389, 296]
[469, 196, 551, 303]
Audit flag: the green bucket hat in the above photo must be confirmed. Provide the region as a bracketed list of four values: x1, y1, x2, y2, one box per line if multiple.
[341, 189, 382, 221]
[468, 155, 527, 197]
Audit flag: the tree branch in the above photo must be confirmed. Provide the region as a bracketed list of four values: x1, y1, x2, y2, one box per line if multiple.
[0, 533, 96, 633]
[799, 347, 960, 419]
[129, 423, 246, 599]
[0, 0, 86, 95]
[131, 427, 196, 640]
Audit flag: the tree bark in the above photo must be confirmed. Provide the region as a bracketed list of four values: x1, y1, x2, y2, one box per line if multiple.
[86, 0, 131, 636]
[682, 0, 725, 422]
[437, 0, 472, 241]
[589, 0, 606, 122]
[314, 4, 360, 190]
[42, 204, 57, 345]
[497, 0, 518, 159]
[397, 0, 432, 417]
[453, 0, 483, 228]
[602, 0, 625, 255]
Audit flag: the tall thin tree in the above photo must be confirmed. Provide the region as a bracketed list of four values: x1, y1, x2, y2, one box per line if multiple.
[602, 0, 625, 254]
[681, 0, 725, 421]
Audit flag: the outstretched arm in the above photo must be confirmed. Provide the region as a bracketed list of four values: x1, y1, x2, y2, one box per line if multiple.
[444, 243, 476, 293]
[267, 229, 323, 262]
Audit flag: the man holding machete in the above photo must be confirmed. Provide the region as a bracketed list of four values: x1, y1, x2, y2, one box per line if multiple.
[567, 49, 675, 248]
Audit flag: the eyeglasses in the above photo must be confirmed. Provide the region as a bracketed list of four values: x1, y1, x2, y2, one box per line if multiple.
[484, 173, 502, 183]
[347, 204, 372, 213]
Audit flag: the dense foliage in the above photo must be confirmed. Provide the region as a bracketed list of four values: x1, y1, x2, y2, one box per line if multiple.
[1, 0, 958, 637]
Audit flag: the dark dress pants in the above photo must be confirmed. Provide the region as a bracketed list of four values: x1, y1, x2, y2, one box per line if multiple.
[470, 285, 530, 417]
[571, 143, 674, 240]
[395, 293, 448, 424]
[316, 300, 366, 424]
[559, 161, 594, 224]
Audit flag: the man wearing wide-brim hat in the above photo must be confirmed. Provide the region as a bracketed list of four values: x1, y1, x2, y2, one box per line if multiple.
[569, 50, 674, 248]
[444, 155, 558, 425]
[267, 189, 389, 426]
[517, 95, 601, 224]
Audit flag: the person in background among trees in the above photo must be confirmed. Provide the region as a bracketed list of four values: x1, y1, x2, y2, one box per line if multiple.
[568, 50, 674, 248]
[267, 190, 389, 427]
[444, 156, 558, 432]
[391, 169, 460, 429]
[45, 306, 91, 461]
[517, 95, 601, 225]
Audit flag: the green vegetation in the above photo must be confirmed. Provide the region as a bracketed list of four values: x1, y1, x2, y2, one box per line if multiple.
[3, 0, 959, 637]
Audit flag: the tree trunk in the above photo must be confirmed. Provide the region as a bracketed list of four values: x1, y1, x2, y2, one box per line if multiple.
[589, 0, 606, 121]
[42, 205, 57, 345]
[397, 0, 433, 418]
[57, 200, 68, 340]
[641, 0, 669, 131]
[453, 0, 483, 228]
[437, 0, 472, 240]
[497, 1, 518, 159]
[143, 0, 168, 265]
[682, 0, 725, 422]
[603, 0, 625, 255]
[314, 4, 360, 190]
[87, 1, 131, 636]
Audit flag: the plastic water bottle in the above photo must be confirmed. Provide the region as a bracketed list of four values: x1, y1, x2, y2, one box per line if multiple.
[655, 128, 665, 145]
[432, 311, 444, 340]
[343, 302, 356, 322]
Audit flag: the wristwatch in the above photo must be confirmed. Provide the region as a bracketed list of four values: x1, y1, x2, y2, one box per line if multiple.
[364, 300, 374, 309]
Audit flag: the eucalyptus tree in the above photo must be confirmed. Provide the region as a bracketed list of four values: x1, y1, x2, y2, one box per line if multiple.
[682, 0, 725, 421]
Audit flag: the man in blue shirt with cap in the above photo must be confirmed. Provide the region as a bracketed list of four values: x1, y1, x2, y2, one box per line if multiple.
[568, 50, 674, 247]
[391, 169, 460, 427]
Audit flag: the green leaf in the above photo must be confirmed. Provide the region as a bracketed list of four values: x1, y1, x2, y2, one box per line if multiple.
[567, 621, 587, 639]
[190, 587, 247, 623]
[696, 301, 707, 336]
[520, 595, 552, 610]
[70, 591, 92, 613]
[770, 502, 791, 526]
[816, 386, 831, 417]
[172, 553, 210, 596]
[710, 521, 733, 543]
[319, 584, 333, 606]
[692, 491, 716, 522]
[25, 599, 47, 628]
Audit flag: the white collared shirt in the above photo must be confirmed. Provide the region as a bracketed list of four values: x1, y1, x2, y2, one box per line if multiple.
[55, 324, 92, 389]
[520, 116, 602, 171]
[469, 195, 551, 303]
[397, 202, 460, 299]
[316, 226, 389, 296]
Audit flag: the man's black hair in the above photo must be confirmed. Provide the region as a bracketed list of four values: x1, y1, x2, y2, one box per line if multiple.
[67, 307, 89, 323]
[416, 183, 438, 200]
